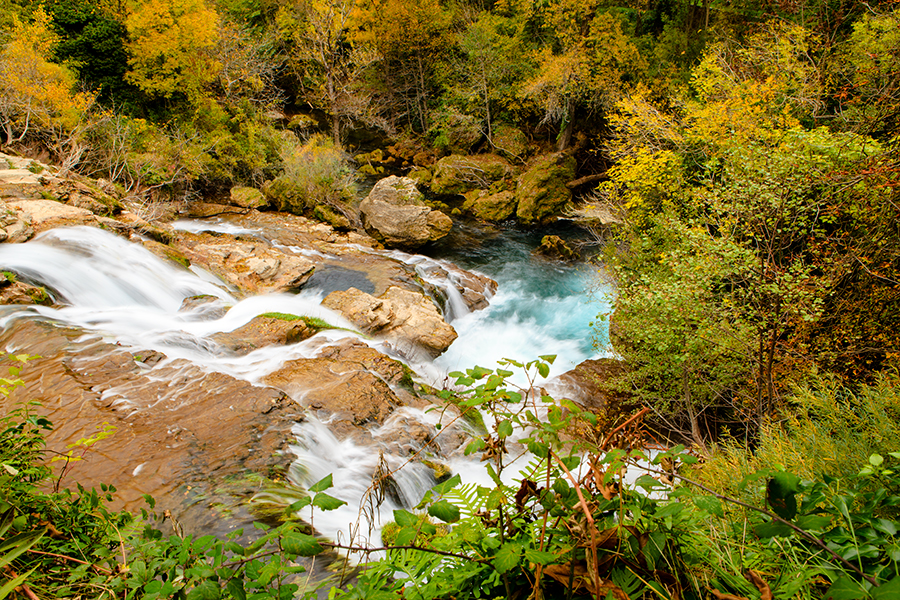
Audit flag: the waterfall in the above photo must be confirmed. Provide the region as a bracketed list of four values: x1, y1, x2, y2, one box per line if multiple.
[0, 221, 612, 551]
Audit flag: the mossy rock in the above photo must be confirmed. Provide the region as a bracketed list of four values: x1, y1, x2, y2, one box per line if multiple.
[431, 108, 483, 154]
[491, 123, 528, 161]
[229, 186, 269, 210]
[515, 153, 576, 225]
[313, 204, 352, 231]
[462, 189, 517, 222]
[262, 176, 310, 215]
[408, 167, 432, 186]
[430, 154, 513, 197]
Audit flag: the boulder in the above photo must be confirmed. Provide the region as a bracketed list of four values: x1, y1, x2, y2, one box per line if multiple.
[462, 189, 517, 222]
[491, 124, 529, 161]
[4, 199, 97, 234]
[262, 339, 413, 431]
[0, 278, 53, 305]
[322, 286, 457, 358]
[515, 153, 576, 225]
[430, 154, 513, 197]
[0, 205, 34, 243]
[313, 204, 352, 231]
[210, 315, 319, 355]
[359, 176, 452, 249]
[432, 108, 483, 154]
[229, 186, 269, 210]
[536, 235, 579, 261]
[174, 233, 316, 295]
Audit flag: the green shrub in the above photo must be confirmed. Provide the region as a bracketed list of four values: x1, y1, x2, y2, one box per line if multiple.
[266, 134, 357, 223]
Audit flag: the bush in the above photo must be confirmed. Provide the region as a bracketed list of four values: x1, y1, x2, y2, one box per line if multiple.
[264, 134, 358, 223]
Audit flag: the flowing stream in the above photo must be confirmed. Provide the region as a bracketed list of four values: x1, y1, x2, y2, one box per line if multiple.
[0, 220, 612, 550]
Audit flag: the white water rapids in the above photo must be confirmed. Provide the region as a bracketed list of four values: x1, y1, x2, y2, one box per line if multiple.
[0, 223, 612, 550]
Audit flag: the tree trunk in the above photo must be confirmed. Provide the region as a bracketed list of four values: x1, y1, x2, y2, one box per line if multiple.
[557, 99, 573, 152]
[683, 365, 707, 453]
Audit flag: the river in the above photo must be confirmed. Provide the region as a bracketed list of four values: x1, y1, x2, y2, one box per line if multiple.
[0, 217, 612, 552]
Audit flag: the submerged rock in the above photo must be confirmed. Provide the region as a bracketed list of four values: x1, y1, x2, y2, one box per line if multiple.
[209, 314, 320, 355]
[262, 339, 416, 435]
[322, 285, 457, 358]
[536, 234, 579, 261]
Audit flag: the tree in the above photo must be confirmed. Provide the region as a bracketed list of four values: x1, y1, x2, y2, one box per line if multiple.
[124, 0, 221, 107]
[454, 13, 528, 146]
[0, 8, 94, 146]
[350, 0, 453, 132]
[277, 0, 378, 144]
[524, 7, 645, 150]
[44, 0, 133, 103]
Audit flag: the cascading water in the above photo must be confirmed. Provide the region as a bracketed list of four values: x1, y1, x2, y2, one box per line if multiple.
[429, 220, 612, 383]
[0, 220, 612, 552]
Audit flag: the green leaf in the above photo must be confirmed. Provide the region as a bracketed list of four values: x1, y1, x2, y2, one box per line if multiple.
[537, 363, 550, 378]
[0, 567, 36, 599]
[282, 533, 324, 557]
[767, 471, 801, 520]
[309, 474, 334, 493]
[427, 500, 460, 523]
[432, 474, 461, 495]
[0, 529, 45, 571]
[395, 527, 417, 546]
[754, 520, 794, 538]
[225, 580, 247, 600]
[538, 355, 557, 364]
[312, 492, 347, 511]
[497, 420, 513, 439]
[693, 495, 724, 518]
[870, 454, 884, 467]
[823, 575, 867, 599]
[524, 549, 559, 565]
[654, 502, 684, 518]
[393, 509, 418, 527]
[634, 474, 664, 491]
[493, 542, 522, 574]
[795, 515, 832, 530]
[871, 576, 900, 599]
[186, 579, 222, 600]
[0, 508, 14, 538]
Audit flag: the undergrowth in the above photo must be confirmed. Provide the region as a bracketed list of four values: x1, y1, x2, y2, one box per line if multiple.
[3, 355, 900, 599]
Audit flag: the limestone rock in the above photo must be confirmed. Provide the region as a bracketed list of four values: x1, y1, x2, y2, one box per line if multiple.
[492, 124, 529, 161]
[262, 339, 412, 431]
[229, 186, 269, 210]
[174, 233, 316, 295]
[359, 176, 452, 249]
[210, 315, 318, 355]
[5, 199, 97, 234]
[429, 154, 513, 197]
[536, 235, 579, 261]
[515, 153, 576, 225]
[0, 205, 34, 243]
[462, 189, 517, 222]
[322, 286, 457, 358]
[0, 279, 53, 305]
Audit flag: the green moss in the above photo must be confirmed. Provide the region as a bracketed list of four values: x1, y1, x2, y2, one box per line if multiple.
[27, 161, 45, 174]
[2, 271, 16, 284]
[258, 313, 336, 331]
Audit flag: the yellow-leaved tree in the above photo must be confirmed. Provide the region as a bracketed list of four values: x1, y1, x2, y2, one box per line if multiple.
[0, 8, 94, 146]
[125, 0, 221, 106]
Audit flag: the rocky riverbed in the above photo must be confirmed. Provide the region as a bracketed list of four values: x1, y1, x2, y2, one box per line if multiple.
[0, 151, 614, 538]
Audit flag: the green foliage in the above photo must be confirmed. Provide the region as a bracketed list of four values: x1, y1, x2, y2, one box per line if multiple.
[264, 134, 357, 219]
